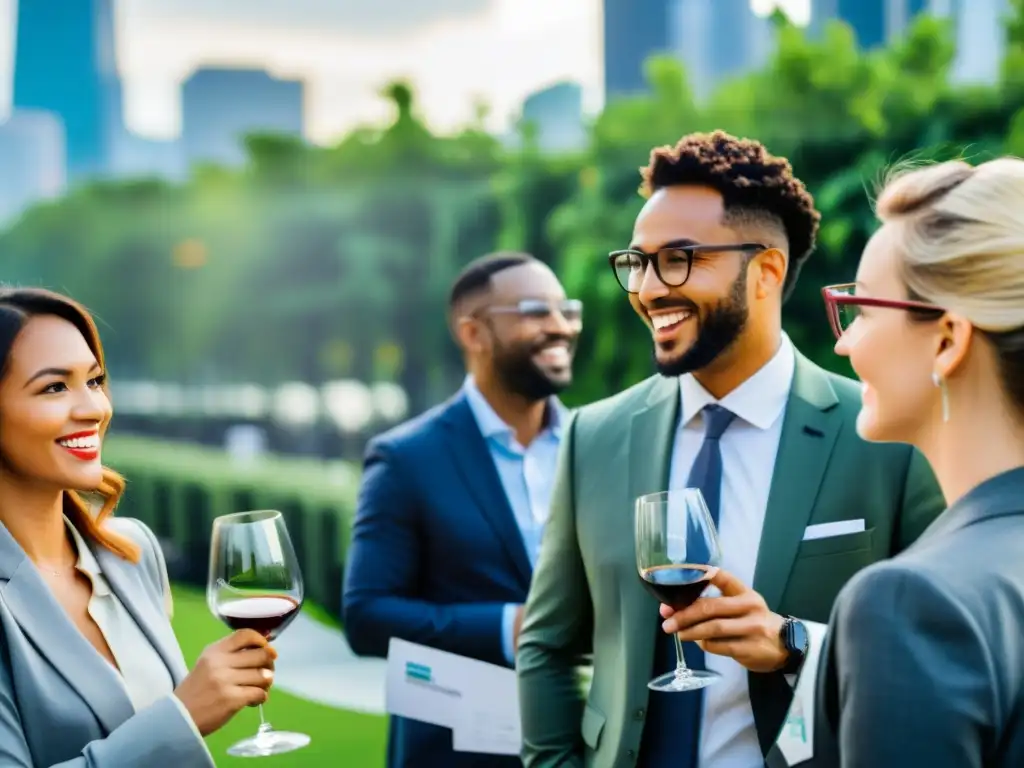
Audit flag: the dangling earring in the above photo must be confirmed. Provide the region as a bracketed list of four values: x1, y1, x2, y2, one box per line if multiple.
[932, 371, 950, 423]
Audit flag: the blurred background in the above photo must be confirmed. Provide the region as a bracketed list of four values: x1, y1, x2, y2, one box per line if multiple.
[1, 0, 1022, 763]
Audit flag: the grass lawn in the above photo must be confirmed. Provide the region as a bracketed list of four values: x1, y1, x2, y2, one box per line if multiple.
[171, 584, 387, 767]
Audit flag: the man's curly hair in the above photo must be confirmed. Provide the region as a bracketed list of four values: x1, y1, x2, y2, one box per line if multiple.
[639, 130, 821, 300]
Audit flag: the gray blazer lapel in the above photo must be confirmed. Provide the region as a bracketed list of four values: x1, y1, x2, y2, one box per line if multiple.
[625, 377, 679, 680]
[95, 545, 189, 685]
[627, 377, 679, 505]
[752, 354, 842, 610]
[0, 524, 135, 734]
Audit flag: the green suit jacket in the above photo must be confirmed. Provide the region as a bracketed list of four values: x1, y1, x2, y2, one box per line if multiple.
[517, 352, 945, 768]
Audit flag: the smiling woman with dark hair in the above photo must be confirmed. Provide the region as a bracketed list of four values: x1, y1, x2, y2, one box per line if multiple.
[0, 287, 276, 767]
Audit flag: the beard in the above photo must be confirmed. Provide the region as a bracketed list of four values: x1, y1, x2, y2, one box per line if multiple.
[493, 337, 573, 402]
[653, 269, 749, 378]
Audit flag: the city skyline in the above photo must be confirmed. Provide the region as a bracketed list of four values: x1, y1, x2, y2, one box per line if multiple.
[0, 0, 806, 144]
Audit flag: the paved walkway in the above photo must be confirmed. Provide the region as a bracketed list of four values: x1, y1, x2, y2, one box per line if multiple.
[272, 615, 594, 713]
[272, 613, 388, 714]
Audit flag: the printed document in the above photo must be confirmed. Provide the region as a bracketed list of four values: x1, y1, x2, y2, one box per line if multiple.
[385, 638, 521, 755]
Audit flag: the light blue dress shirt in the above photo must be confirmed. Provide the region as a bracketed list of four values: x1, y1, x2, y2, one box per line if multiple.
[463, 375, 565, 664]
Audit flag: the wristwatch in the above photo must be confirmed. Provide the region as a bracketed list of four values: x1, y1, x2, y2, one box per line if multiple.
[779, 616, 809, 675]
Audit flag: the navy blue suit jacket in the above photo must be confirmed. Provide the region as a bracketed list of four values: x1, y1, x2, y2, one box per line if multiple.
[343, 392, 532, 767]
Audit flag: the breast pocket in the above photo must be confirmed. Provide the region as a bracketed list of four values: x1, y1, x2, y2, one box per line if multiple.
[784, 528, 875, 623]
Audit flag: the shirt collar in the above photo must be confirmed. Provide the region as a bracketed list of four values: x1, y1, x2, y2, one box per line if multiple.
[462, 375, 566, 442]
[66, 516, 111, 596]
[678, 333, 796, 431]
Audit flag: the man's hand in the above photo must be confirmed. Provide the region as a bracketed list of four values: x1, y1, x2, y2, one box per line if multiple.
[512, 605, 525, 653]
[658, 568, 788, 673]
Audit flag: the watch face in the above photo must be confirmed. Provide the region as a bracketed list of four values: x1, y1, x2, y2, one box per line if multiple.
[790, 620, 808, 654]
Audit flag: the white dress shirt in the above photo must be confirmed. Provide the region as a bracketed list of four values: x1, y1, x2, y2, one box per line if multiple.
[67, 521, 209, 752]
[667, 336, 796, 768]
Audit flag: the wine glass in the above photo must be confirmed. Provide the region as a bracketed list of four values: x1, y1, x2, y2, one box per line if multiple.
[635, 488, 723, 693]
[207, 509, 311, 757]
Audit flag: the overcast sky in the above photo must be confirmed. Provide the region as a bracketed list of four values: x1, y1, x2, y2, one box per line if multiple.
[0, 0, 807, 143]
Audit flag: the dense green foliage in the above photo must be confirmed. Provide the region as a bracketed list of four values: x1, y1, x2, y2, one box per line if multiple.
[3, 12, 1024, 411]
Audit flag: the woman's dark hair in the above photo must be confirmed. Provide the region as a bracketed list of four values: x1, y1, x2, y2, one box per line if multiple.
[0, 287, 139, 562]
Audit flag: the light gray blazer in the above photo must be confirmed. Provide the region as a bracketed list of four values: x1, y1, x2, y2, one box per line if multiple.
[0, 516, 215, 767]
[807, 466, 1024, 767]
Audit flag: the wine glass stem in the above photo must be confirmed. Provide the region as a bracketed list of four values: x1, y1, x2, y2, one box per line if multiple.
[672, 633, 692, 679]
[257, 704, 272, 736]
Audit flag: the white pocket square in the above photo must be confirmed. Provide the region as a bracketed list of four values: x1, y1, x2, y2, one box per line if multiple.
[802, 519, 865, 541]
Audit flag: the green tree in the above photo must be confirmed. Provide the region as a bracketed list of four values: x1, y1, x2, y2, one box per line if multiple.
[1, 11, 1022, 420]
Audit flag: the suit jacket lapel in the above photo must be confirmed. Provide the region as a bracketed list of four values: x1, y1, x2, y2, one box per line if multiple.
[94, 544, 188, 685]
[626, 378, 680, 675]
[0, 523, 135, 734]
[628, 378, 680, 505]
[753, 354, 842, 610]
[443, 395, 533, 588]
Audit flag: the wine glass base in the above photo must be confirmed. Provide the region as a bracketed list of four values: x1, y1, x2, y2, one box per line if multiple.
[227, 730, 311, 757]
[648, 668, 720, 693]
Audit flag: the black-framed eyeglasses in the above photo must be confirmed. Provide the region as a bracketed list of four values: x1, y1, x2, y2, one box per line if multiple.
[477, 298, 583, 325]
[608, 243, 766, 293]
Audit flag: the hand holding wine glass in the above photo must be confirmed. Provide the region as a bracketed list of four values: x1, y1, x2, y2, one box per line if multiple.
[635, 488, 722, 693]
[207, 509, 311, 757]
[173, 629, 277, 736]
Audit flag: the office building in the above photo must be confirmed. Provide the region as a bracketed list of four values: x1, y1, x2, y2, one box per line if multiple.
[181, 68, 305, 168]
[13, 0, 122, 179]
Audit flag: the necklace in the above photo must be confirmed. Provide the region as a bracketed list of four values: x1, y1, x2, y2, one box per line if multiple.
[37, 562, 75, 578]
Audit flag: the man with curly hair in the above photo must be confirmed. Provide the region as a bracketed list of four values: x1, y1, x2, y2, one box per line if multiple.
[516, 131, 945, 768]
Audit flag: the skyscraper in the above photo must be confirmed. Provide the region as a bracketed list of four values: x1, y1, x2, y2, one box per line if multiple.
[181, 68, 305, 168]
[520, 82, 585, 153]
[887, 0, 930, 36]
[674, 0, 775, 100]
[603, 0, 674, 97]
[0, 110, 66, 224]
[834, 0, 887, 47]
[12, 0, 123, 179]
[812, 0, 929, 47]
[948, 0, 1011, 83]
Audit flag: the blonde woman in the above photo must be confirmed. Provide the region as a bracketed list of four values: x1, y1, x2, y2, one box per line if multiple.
[812, 158, 1024, 767]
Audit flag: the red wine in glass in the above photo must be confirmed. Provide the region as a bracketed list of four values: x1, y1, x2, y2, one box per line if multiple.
[216, 595, 301, 639]
[638, 563, 717, 611]
[635, 488, 723, 693]
[208, 509, 311, 757]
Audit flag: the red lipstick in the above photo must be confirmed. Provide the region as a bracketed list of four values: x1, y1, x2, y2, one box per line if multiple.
[55, 430, 100, 461]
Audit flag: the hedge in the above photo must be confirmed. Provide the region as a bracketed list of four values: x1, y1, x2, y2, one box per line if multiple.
[102, 435, 359, 620]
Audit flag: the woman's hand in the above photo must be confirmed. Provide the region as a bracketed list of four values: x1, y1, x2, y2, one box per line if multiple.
[173, 629, 277, 736]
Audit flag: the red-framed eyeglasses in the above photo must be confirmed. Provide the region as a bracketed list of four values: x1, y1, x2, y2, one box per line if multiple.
[821, 283, 944, 340]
